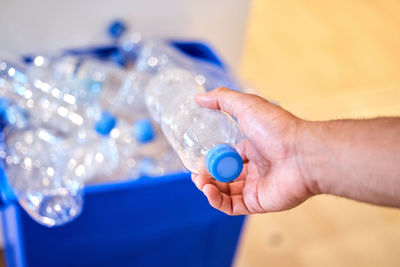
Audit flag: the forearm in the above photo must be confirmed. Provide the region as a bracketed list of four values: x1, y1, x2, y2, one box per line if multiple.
[297, 117, 400, 207]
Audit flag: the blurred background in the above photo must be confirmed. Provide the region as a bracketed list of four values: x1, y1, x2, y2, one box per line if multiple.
[1, 0, 400, 266]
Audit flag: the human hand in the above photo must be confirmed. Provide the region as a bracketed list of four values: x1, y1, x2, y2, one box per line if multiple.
[192, 87, 313, 215]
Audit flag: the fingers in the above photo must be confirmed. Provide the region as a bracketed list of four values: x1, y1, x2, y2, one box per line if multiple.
[191, 165, 250, 215]
[194, 87, 262, 120]
[202, 183, 223, 209]
[192, 173, 245, 195]
[192, 173, 229, 193]
[203, 184, 250, 215]
[191, 164, 248, 194]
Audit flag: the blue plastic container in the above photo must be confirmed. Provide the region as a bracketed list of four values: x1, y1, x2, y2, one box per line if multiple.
[0, 42, 246, 267]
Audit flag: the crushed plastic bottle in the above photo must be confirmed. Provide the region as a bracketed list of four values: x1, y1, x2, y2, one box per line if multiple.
[68, 111, 119, 183]
[0, 126, 83, 227]
[100, 70, 150, 122]
[0, 21, 249, 230]
[135, 149, 186, 178]
[26, 56, 149, 125]
[105, 115, 156, 180]
[1, 34, 247, 226]
[0, 98, 29, 131]
[1, 60, 102, 134]
[145, 68, 244, 183]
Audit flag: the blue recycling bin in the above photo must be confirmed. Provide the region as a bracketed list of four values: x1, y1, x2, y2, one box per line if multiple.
[0, 42, 246, 267]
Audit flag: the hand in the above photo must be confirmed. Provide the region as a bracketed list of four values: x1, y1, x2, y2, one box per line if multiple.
[192, 87, 313, 215]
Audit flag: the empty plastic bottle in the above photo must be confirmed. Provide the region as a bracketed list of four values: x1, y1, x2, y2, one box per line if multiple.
[124, 118, 185, 178]
[0, 98, 29, 132]
[99, 70, 150, 122]
[145, 68, 244, 183]
[67, 111, 119, 183]
[135, 149, 186, 178]
[1, 60, 103, 134]
[26, 55, 129, 104]
[104, 114, 157, 180]
[26, 55, 149, 125]
[134, 40, 239, 91]
[0, 60, 31, 107]
[26, 55, 122, 91]
[0, 125, 83, 227]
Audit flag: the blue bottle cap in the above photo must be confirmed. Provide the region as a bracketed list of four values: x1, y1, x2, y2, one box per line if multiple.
[108, 20, 127, 39]
[95, 111, 116, 136]
[205, 144, 243, 183]
[133, 118, 155, 144]
[22, 55, 35, 64]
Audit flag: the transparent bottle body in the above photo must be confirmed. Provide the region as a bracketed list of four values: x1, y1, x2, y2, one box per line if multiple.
[133, 124, 183, 178]
[145, 69, 244, 174]
[135, 40, 240, 91]
[105, 119, 139, 180]
[101, 70, 150, 123]
[26, 55, 126, 97]
[135, 149, 185, 178]
[67, 128, 119, 183]
[26, 56, 130, 122]
[1, 128, 83, 227]
[1, 61, 102, 134]
[106, 119, 167, 180]
[166, 100, 243, 174]
[0, 98, 30, 131]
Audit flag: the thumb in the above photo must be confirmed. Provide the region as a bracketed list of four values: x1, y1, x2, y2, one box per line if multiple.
[195, 87, 263, 120]
[194, 87, 294, 144]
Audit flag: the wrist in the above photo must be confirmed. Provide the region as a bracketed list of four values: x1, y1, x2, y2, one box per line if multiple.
[295, 120, 330, 196]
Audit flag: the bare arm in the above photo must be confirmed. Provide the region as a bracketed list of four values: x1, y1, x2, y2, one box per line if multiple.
[298, 118, 400, 207]
[192, 87, 400, 215]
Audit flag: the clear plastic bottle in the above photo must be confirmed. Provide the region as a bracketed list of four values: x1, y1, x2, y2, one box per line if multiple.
[145, 68, 244, 183]
[1, 60, 102, 134]
[127, 119, 184, 178]
[68, 111, 119, 183]
[26, 55, 126, 95]
[0, 98, 29, 131]
[135, 149, 186, 178]
[100, 70, 150, 123]
[26, 56, 151, 126]
[105, 115, 157, 180]
[26, 55, 126, 109]
[0, 98, 84, 226]
[0, 126, 83, 227]
[134, 40, 239, 91]
[0, 61, 31, 106]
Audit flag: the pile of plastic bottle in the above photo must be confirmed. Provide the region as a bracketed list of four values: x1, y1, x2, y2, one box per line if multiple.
[0, 21, 243, 227]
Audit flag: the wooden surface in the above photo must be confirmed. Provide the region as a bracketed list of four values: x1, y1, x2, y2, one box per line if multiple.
[235, 1, 400, 266]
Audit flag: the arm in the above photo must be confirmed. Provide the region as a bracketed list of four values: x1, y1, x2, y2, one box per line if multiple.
[192, 87, 400, 215]
[297, 118, 400, 207]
